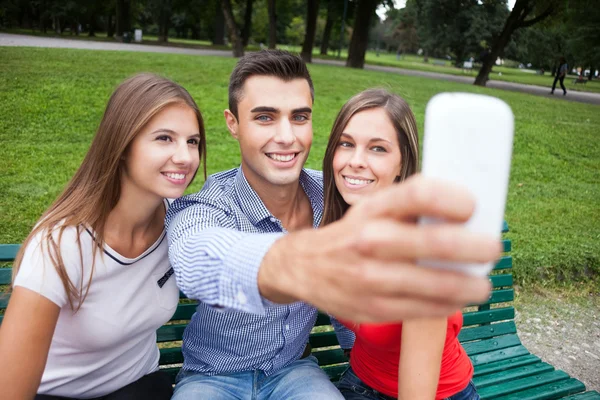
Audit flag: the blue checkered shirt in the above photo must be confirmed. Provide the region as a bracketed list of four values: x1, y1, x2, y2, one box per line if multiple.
[166, 167, 355, 376]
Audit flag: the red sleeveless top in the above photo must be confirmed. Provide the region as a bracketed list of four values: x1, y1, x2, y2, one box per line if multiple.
[343, 311, 473, 399]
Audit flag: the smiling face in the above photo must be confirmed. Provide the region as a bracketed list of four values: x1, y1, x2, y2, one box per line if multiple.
[332, 107, 402, 205]
[224, 75, 313, 191]
[122, 103, 201, 202]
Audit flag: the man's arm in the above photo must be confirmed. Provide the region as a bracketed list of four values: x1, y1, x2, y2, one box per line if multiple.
[167, 200, 283, 314]
[330, 316, 356, 350]
[257, 175, 499, 323]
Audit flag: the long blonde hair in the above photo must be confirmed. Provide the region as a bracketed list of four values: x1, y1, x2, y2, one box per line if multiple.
[322, 88, 419, 226]
[12, 73, 207, 310]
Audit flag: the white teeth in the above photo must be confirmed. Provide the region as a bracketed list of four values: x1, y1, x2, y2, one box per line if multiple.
[165, 173, 185, 180]
[344, 176, 373, 185]
[267, 153, 295, 162]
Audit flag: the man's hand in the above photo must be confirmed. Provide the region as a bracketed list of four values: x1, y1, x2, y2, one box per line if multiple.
[258, 174, 500, 323]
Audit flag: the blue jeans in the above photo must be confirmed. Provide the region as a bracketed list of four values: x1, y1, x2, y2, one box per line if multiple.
[337, 367, 480, 400]
[171, 355, 344, 400]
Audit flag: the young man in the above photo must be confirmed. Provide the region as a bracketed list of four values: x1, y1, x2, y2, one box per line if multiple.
[550, 57, 568, 96]
[166, 50, 499, 399]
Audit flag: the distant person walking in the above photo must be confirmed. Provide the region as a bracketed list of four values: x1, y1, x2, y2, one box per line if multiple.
[551, 57, 568, 96]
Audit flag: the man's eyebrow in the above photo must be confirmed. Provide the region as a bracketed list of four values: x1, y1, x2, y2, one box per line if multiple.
[292, 107, 312, 114]
[250, 106, 279, 113]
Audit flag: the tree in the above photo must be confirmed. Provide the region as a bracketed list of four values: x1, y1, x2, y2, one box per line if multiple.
[149, 0, 172, 43]
[240, 0, 254, 47]
[221, 0, 244, 56]
[566, 0, 600, 80]
[320, 0, 335, 55]
[346, 0, 379, 69]
[267, 0, 277, 48]
[115, 0, 131, 39]
[213, 2, 226, 45]
[301, 0, 320, 62]
[285, 16, 305, 46]
[474, 0, 558, 86]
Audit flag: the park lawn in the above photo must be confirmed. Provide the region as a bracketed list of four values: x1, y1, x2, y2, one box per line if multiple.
[0, 46, 598, 287]
[5, 29, 600, 94]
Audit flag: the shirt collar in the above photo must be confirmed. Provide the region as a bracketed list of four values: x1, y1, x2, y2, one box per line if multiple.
[233, 167, 324, 228]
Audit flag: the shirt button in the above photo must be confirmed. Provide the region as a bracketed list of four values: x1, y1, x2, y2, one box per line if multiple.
[269, 217, 277, 223]
[237, 291, 247, 305]
[275, 354, 280, 358]
[285, 324, 290, 330]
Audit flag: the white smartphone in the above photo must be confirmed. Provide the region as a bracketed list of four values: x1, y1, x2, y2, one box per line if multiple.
[418, 93, 514, 276]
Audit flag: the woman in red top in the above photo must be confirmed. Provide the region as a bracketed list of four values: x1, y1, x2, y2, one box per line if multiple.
[321, 88, 479, 400]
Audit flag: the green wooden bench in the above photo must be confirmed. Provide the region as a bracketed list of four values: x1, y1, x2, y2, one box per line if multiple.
[1, 222, 598, 399]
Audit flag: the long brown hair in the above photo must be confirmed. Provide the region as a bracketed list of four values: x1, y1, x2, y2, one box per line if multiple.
[12, 73, 207, 310]
[322, 88, 419, 226]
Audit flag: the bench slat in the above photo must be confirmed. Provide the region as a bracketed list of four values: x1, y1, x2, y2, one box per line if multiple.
[561, 392, 600, 399]
[309, 331, 340, 349]
[463, 334, 521, 356]
[170, 303, 198, 321]
[473, 362, 555, 388]
[463, 307, 515, 327]
[0, 245, 19, 262]
[0, 268, 12, 286]
[490, 274, 513, 288]
[488, 377, 585, 400]
[479, 370, 571, 399]
[156, 324, 186, 343]
[315, 313, 331, 327]
[470, 289, 514, 307]
[159, 347, 183, 365]
[494, 256, 512, 271]
[473, 354, 542, 377]
[502, 239, 511, 253]
[470, 345, 529, 366]
[0, 293, 9, 309]
[313, 348, 348, 366]
[459, 321, 517, 343]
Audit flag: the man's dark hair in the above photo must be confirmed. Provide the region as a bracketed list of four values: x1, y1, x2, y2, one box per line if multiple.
[228, 50, 315, 119]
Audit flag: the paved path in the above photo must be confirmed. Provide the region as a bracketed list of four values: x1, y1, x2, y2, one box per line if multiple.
[2, 32, 599, 106]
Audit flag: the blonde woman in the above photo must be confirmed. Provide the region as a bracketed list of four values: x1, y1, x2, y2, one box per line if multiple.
[323, 89, 478, 400]
[0, 74, 206, 400]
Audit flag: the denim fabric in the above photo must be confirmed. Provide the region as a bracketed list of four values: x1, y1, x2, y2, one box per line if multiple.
[337, 366, 480, 400]
[336, 367, 396, 400]
[443, 380, 480, 400]
[172, 355, 343, 400]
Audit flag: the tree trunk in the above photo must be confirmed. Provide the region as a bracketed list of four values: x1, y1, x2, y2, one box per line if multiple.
[588, 66, 594, 80]
[241, 0, 254, 47]
[158, 0, 172, 43]
[346, 0, 378, 69]
[116, 0, 131, 39]
[474, 0, 555, 86]
[320, 1, 335, 55]
[267, 0, 277, 49]
[221, 0, 244, 57]
[474, 12, 518, 85]
[301, 0, 320, 63]
[213, 6, 226, 45]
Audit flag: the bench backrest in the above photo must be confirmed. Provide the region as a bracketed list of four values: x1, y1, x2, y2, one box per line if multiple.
[0, 222, 513, 383]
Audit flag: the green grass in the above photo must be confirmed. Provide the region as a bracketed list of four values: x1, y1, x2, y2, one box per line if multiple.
[0, 46, 598, 287]
[5, 28, 600, 94]
[274, 44, 600, 95]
